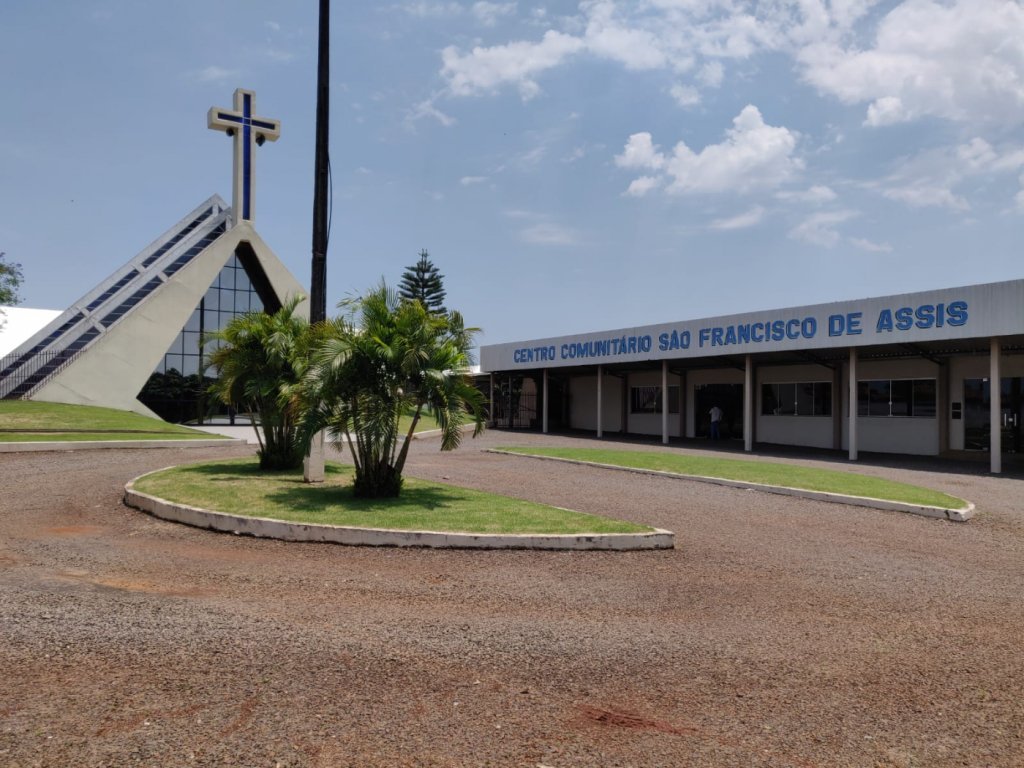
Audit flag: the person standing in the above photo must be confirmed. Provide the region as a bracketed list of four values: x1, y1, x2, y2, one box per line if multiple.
[709, 405, 723, 439]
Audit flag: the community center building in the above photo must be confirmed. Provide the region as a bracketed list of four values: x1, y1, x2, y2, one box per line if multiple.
[0, 89, 306, 421]
[480, 279, 1024, 473]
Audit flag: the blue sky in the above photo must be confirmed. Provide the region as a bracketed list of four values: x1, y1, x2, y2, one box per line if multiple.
[3, 1, 1023, 347]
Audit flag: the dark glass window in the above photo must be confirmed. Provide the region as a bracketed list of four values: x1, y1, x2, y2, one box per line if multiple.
[913, 379, 937, 417]
[813, 382, 832, 416]
[890, 380, 912, 417]
[149, 256, 264, 378]
[762, 381, 831, 416]
[857, 379, 936, 418]
[630, 385, 679, 414]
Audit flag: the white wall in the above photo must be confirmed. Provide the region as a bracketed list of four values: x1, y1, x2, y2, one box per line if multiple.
[840, 358, 942, 455]
[756, 364, 835, 449]
[0, 308, 62, 357]
[623, 369, 682, 437]
[569, 373, 623, 432]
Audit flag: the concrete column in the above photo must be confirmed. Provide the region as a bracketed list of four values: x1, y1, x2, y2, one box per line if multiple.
[661, 360, 669, 445]
[744, 354, 754, 452]
[303, 430, 325, 483]
[848, 348, 858, 461]
[542, 368, 549, 434]
[596, 365, 603, 439]
[991, 338, 1002, 474]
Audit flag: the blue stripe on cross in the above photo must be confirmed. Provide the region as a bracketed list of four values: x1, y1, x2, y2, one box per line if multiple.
[207, 89, 280, 226]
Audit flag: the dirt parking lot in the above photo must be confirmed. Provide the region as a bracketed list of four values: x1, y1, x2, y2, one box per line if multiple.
[1, 431, 1023, 767]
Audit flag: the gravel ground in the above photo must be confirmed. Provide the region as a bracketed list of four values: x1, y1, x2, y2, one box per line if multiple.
[1, 431, 1023, 767]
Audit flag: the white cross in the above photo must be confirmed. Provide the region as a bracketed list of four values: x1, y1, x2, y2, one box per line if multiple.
[207, 89, 280, 227]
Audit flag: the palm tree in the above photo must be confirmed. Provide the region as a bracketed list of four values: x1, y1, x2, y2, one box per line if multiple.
[299, 284, 484, 497]
[205, 296, 311, 470]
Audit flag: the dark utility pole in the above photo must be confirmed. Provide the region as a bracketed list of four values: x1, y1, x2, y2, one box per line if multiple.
[310, 0, 330, 323]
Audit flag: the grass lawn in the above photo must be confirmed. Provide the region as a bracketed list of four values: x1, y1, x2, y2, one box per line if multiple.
[398, 409, 441, 435]
[133, 458, 652, 535]
[497, 446, 967, 510]
[0, 401, 223, 441]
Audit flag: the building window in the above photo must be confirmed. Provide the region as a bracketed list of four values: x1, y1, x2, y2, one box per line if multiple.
[762, 382, 832, 416]
[630, 385, 679, 414]
[856, 378, 936, 418]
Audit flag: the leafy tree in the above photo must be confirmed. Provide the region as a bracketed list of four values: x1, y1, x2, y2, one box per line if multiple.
[205, 296, 312, 470]
[299, 284, 484, 498]
[0, 252, 22, 306]
[0, 252, 24, 330]
[398, 249, 446, 314]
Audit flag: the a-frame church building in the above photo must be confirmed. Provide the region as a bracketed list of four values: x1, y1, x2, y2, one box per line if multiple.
[0, 89, 306, 420]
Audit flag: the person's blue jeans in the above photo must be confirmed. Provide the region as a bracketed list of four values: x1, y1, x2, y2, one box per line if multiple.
[710, 421, 720, 440]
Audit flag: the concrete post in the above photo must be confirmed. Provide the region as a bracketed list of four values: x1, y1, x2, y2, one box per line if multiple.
[848, 348, 858, 461]
[661, 360, 669, 445]
[991, 338, 1002, 474]
[303, 429, 325, 483]
[542, 368, 549, 434]
[744, 354, 754, 452]
[597, 365, 603, 439]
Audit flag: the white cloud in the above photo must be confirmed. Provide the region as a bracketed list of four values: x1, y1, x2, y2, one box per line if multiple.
[799, 0, 1024, 126]
[623, 176, 661, 197]
[850, 237, 893, 253]
[669, 84, 701, 107]
[789, 210, 857, 247]
[408, 98, 456, 127]
[878, 137, 1024, 211]
[401, 2, 462, 17]
[441, 30, 585, 99]
[264, 21, 281, 32]
[664, 105, 802, 194]
[710, 205, 765, 230]
[697, 60, 724, 88]
[882, 185, 969, 212]
[776, 185, 837, 204]
[583, 1, 668, 71]
[472, 1, 516, 27]
[864, 96, 908, 128]
[562, 145, 587, 163]
[521, 221, 580, 245]
[434, 0, 1023, 133]
[615, 132, 666, 171]
[617, 105, 802, 196]
[196, 66, 239, 83]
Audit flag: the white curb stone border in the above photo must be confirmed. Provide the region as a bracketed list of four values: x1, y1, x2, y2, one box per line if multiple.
[124, 469, 675, 551]
[487, 450, 975, 523]
[0, 438, 246, 453]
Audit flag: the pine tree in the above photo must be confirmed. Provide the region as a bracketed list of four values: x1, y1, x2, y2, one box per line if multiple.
[398, 249, 446, 314]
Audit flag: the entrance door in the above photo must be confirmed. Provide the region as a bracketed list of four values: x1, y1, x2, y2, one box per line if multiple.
[963, 377, 1024, 452]
[694, 383, 744, 439]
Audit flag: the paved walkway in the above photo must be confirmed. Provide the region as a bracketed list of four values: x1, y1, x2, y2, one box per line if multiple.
[2, 431, 1023, 766]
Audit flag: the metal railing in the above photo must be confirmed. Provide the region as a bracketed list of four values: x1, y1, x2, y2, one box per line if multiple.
[0, 350, 74, 399]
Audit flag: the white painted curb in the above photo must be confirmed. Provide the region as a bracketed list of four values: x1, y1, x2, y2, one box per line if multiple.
[0, 438, 246, 453]
[487, 450, 975, 523]
[124, 470, 675, 551]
